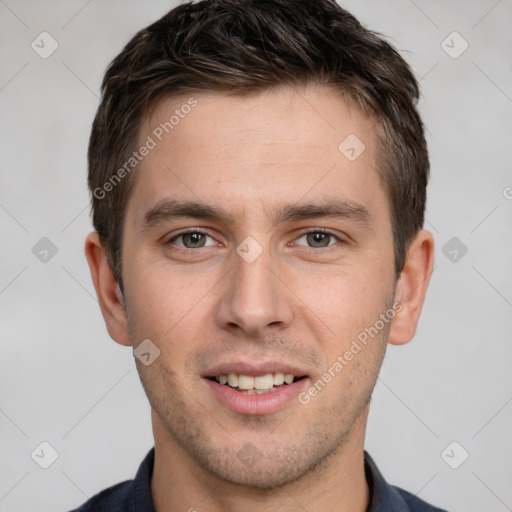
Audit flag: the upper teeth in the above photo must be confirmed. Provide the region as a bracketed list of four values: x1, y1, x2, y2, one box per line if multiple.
[216, 372, 295, 390]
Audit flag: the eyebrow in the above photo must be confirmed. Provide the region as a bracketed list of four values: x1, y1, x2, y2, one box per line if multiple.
[142, 197, 373, 230]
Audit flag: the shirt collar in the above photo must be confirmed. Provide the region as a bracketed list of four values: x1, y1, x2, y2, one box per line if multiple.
[125, 447, 156, 512]
[364, 450, 411, 511]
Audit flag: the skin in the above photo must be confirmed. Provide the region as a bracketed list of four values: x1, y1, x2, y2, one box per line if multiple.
[85, 85, 434, 512]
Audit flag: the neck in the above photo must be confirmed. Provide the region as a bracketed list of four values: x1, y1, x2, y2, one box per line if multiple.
[150, 406, 370, 512]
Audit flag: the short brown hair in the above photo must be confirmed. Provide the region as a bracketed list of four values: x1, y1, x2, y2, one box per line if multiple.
[88, 0, 429, 286]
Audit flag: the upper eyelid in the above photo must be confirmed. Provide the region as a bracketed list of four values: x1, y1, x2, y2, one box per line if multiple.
[168, 227, 209, 237]
[292, 230, 342, 245]
[166, 228, 213, 244]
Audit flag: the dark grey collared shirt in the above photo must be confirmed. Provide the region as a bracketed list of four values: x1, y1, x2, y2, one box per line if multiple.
[69, 448, 447, 511]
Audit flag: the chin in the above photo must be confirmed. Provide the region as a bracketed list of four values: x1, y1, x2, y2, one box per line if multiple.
[199, 445, 320, 490]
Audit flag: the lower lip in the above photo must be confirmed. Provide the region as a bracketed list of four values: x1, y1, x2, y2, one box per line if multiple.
[204, 378, 309, 415]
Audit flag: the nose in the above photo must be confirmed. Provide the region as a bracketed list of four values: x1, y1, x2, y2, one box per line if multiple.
[214, 247, 294, 338]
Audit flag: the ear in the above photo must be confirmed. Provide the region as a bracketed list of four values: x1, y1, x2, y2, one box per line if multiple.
[84, 232, 131, 346]
[388, 229, 435, 346]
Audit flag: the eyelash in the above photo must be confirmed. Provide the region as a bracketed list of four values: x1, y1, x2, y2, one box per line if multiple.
[165, 228, 344, 249]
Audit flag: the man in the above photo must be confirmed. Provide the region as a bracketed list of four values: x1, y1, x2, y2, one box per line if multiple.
[75, 0, 445, 510]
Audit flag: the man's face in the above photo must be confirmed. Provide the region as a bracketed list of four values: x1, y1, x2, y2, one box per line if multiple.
[121, 86, 397, 488]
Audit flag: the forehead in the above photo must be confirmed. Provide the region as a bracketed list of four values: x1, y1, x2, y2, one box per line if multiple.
[129, 85, 387, 223]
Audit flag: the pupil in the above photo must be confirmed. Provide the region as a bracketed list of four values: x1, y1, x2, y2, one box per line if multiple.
[185, 232, 205, 248]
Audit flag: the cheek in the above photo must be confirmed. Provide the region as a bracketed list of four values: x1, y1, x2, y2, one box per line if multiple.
[124, 273, 174, 341]
[295, 263, 392, 353]
[125, 257, 221, 353]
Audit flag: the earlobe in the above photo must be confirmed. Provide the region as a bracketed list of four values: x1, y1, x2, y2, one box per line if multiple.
[388, 229, 435, 346]
[84, 232, 132, 347]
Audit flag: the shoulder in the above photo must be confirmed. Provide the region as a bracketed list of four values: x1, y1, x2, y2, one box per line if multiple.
[68, 448, 155, 512]
[392, 486, 448, 511]
[68, 480, 132, 512]
[364, 451, 448, 512]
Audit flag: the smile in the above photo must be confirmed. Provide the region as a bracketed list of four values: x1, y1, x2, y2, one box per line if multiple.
[209, 372, 304, 394]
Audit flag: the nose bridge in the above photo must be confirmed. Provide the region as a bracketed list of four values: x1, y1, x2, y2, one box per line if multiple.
[215, 242, 293, 336]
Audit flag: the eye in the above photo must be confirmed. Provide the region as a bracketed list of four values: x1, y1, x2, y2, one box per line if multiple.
[294, 230, 340, 248]
[167, 230, 217, 249]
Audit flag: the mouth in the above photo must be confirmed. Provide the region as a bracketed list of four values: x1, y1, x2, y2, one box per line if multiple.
[207, 372, 307, 394]
[203, 365, 310, 415]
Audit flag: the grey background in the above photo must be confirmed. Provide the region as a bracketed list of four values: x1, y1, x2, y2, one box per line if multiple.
[1, 1, 511, 511]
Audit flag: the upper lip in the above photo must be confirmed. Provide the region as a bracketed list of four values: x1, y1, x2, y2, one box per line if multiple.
[204, 361, 309, 378]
